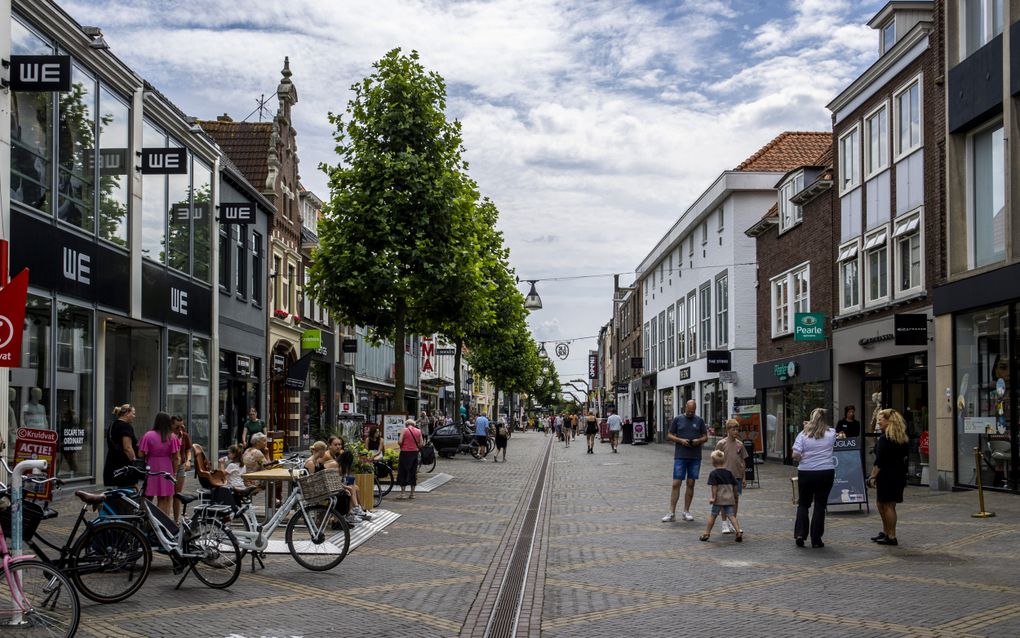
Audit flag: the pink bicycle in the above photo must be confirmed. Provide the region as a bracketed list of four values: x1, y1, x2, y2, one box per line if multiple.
[0, 458, 80, 637]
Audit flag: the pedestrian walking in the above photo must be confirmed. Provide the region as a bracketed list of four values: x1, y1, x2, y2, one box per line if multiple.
[662, 400, 708, 523]
[397, 418, 423, 499]
[242, 407, 265, 448]
[138, 411, 181, 518]
[714, 419, 748, 534]
[584, 410, 598, 454]
[494, 416, 510, 462]
[171, 415, 193, 522]
[606, 409, 622, 453]
[474, 413, 491, 459]
[792, 407, 836, 548]
[103, 404, 138, 487]
[699, 450, 742, 542]
[868, 408, 910, 546]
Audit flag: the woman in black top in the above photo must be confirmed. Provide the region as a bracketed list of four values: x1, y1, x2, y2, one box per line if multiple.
[103, 404, 138, 487]
[867, 408, 910, 546]
[835, 405, 860, 438]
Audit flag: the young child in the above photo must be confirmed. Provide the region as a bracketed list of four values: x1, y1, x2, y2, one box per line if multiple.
[700, 450, 742, 542]
[218, 444, 246, 490]
[715, 418, 749, 534]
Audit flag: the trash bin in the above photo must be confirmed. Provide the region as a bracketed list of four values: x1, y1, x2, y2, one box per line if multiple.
[622, 420, 633, 444]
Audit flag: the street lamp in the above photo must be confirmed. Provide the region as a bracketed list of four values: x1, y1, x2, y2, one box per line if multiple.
[521, 279, 543, 310]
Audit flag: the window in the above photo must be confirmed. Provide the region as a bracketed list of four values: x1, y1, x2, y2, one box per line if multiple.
[699, 285, 711, 352]
[273, 255, 282, 309]
[970, 123, 1005, 267]
[717, 208, 724, 231]
[649, 318, 657, 370]
[167, 146, 190, 274]
[894, 78, 921, 158]
[192, 160, 212, 283]
[881, 20, 896, 53]
[676, 298, 686, 361]
[234, 225, 247, 298]
[644, 322, 651, 371]
[962, 0, 1004, 58]
[701, 222, 708, 245]
[218, 226, 230, 290]
[838, 240, 861, 312]
[864, 227, 889, 304]
[688, 236, 694, 258]
[778, 171, 805, 232]
[141, 121, 166, 263]
[251, 232, 263, 306]
[57, 64, 96, 235]
[658, 311, 666, 370]
[865, 104, 889, 177]
[10, 17, 54, 216]
[839, 126, 861, 192]
[666, 305, 675, 367]
[668, 253, 673, 281]
[686, 292, 697, 359]
[98, 87, 130, 246]
[715, 275, 728, 347]
[893, 212, 922, 294]
[286, 264, 295, 313]
[771, 263, 809, 337]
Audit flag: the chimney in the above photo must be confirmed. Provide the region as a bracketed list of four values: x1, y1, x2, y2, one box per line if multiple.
[217, 113, 233, 122]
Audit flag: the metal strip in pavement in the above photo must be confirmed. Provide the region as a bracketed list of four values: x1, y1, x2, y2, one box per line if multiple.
[412, 472, 454, 492]
[257, 508, 400, 554]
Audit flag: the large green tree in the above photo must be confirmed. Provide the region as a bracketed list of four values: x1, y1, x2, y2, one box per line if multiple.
[310, 49, 473, 413]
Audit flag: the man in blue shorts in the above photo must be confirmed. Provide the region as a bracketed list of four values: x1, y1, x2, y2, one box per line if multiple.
[662, 399, 707, 522]
[475, 413, 491, 459]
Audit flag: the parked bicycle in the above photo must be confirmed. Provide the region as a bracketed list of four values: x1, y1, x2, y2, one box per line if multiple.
[105, 465, 242, 589]
[0, 455, 150, 605]
[0, 458, 80, 637]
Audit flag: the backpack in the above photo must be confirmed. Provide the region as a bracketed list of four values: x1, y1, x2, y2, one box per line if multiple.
[497, 423, 508, 437]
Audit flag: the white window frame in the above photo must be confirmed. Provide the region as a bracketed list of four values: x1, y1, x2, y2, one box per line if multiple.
[676, 297, 686, 361]
[770, 262, 810, 338]
[839, 124, 861, 194]
[701, 221, 708, 245]
[649, 319, 657, 370]
[966, 120, 1006, 269]
[881, 20, 896, 54]
[717, 208, 724, 232]
[893, 75, 922, 160]
[688, 235, 694, 258]
[698, 284, 711, 353]
[863, 225, 890, 306]
[837, 239, 862, 314]
[715, 274, 728, 347]
[686, 292, 697, 359]
[864, 102, 890, 178]
[960, 0, 1004, 60]
[666, 304, 675, 367]
[643, 321, 650, 371]
[658, 311, 666, 371]
[778, 170, 805, 233]
[893, 209, 923, 296]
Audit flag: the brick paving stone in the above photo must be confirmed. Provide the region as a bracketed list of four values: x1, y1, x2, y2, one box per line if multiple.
[25, 431, 1020, 637]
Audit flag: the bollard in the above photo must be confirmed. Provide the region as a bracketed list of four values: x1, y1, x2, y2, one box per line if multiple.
[971, 447, 995, 518]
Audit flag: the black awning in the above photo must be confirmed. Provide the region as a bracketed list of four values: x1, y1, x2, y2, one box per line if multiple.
[283, 352, 314, 391]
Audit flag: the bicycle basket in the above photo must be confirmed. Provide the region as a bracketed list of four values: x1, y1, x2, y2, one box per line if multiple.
[298, 470, 343, 504]
[1, 498, 45, 542]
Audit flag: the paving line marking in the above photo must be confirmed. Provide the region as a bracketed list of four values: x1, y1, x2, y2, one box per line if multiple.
[935, 526, 1017, 551]
[389, 521, 504, 541]
[933, 601, 1020, 632]
[356, 546, 487, 572]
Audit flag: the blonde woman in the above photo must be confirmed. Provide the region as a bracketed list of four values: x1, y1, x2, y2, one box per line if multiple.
[868, 409, 910, 546]
[791, 408, 836, 548]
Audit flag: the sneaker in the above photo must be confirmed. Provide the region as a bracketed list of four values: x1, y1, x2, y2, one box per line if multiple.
[344, 515, 360, 526]
[661, 512, 675, 522]
[358, 511, 374, 521]
[721, 520, 734, 534]
[681, 511, 694, 521]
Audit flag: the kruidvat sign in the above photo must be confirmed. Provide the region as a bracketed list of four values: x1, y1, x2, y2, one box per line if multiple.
[10, 55, 71, 91]
[141, 147, 188, 174]
[0, 270, 30, 367]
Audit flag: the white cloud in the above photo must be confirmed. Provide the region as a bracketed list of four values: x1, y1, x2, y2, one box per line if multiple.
[63, 0, 885, 382]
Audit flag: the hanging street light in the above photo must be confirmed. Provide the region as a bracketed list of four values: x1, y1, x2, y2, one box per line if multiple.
[522, 280, 543, 310]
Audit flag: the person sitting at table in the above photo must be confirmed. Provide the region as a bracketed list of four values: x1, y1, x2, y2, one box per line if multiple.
[218, 444, 247, 491]
[305, 439, 372, 523]
[242, 432, 270, 487]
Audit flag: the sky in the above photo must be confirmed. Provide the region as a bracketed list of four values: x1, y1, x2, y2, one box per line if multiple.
[68, 0, 886, 390]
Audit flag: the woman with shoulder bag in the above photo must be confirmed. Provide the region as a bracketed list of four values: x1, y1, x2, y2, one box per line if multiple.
[397, 419, 422, 500]
[103, 404, 139, 487]
[494, 416, 510, 462]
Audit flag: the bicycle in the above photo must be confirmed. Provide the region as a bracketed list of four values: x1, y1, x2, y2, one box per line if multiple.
[0, 458, 80, 637]
[193, 451, 350, 573]
[0, 456, 151, 604]
[106, 465, 241, 590]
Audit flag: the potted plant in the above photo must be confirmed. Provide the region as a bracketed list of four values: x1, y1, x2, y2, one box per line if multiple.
[273, 309, 289, 320]
[349, 439, 376, 510]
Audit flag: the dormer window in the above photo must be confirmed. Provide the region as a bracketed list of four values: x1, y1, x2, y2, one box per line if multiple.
[778, 170, 805, 233]
[881, 20, 896, 53]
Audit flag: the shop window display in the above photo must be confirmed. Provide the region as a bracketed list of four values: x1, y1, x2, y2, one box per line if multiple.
[955, 306, 1011, 488]
[54, 303, 93, 479]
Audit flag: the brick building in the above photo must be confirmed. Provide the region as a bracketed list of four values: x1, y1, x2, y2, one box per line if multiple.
[612, 274, 642, 423]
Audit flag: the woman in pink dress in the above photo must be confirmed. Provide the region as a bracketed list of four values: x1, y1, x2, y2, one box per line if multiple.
[138, 411, 181, 518]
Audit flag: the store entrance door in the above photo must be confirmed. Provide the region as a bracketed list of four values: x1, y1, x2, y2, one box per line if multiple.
[103, 322, 161, 459]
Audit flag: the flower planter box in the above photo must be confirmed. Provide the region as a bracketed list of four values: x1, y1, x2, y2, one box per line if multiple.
[355, 472, 375, 511]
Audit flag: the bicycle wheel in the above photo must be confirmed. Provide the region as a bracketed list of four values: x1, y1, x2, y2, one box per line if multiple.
[70, 520, 151, 604]
[228, 509, 257, 560]
[375, 463, 394, 497]
[3, 559, 81, 637]
[285, 503, 349, 571]
[469, 439, 483, 459]
[373, 477, 383, 508]
[184, 520, 242, 589]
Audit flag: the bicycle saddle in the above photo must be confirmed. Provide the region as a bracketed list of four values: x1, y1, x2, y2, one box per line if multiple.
[174, 493, 200, 505]
[232, 485, 259, 500]
[75, 490, 107, 505]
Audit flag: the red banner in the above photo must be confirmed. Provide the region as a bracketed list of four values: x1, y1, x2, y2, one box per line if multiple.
[13, 427, 57, 500]
[0, 269, 29, 367]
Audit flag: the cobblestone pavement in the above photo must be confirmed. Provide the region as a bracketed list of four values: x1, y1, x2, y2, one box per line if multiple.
[26, 432, 1020, 637]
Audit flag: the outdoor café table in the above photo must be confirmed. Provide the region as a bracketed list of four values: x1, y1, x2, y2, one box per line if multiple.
[242, 466, 304, 520]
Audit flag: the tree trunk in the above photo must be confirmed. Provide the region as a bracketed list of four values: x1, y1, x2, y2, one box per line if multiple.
[394, 297, 406, 416]
[493, 384, 500, 420]
[454, 338, 464, 423]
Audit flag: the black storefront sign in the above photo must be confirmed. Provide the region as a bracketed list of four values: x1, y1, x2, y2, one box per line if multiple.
[588, 354, 598, 379]
[10, 55, 71, 91]
[678, 367, 691, 380]
[894, 314, 928, 346]
[284, 353, 314, 391]
[615, 383, 629, 394]
[236, 355, 252, 377]
[630, 357, 643, 369]
[141, 148, 188, 174]
[10, 212, 129, 312]
[218, 203, 256, 224]
[141, 262, 212, 333]
[706, 350, 732, 372]
[342, 338, 358, 353]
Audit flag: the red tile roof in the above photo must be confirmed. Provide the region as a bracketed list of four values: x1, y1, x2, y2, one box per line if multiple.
[734, 131, 832, 172]
[198, 119, 273, 190]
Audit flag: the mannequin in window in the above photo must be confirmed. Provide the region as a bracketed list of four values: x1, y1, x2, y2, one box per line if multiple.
[21, 387, 47, 429]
